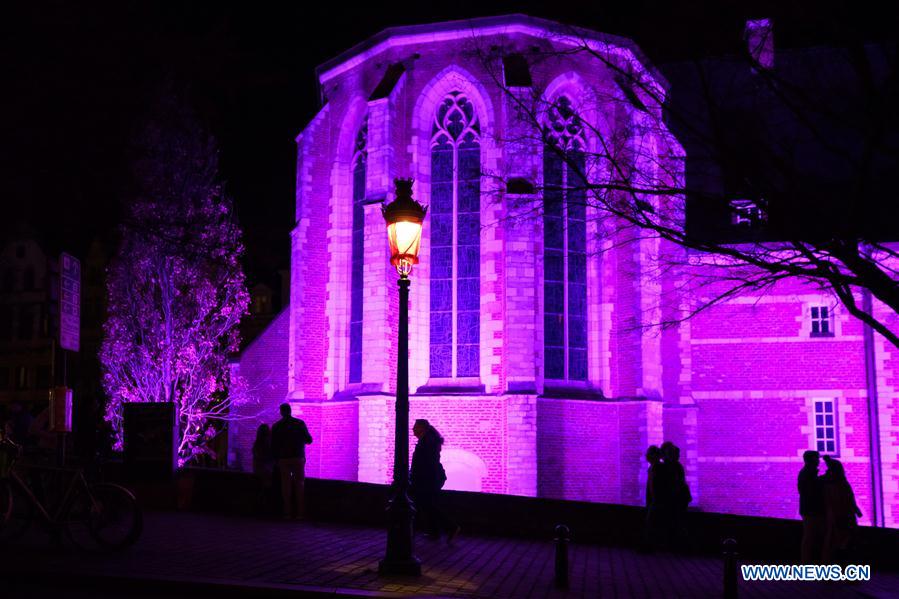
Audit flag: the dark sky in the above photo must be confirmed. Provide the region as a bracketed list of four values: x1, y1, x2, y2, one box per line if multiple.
[3, 1, 896, 286]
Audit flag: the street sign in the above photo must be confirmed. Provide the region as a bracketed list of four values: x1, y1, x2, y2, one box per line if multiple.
[59, 252, 80, 352]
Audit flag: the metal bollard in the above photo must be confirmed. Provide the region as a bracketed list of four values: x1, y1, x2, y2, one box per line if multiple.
[554, 524, 570, 589]
[722, 538, 738, 599]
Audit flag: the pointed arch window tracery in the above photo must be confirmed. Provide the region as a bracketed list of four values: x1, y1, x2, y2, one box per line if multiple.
[543, 96, 588, 381]
[349, 116, 367, 384]
[430, 92, 481, 378]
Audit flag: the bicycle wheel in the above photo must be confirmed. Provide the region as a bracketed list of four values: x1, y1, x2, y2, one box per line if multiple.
[0, 480, 10, 527]
[0, 479, 33, 541]
[73, 483, 142, 550]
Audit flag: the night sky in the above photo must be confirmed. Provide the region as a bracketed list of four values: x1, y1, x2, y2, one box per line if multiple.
[4, 1, 895, 286]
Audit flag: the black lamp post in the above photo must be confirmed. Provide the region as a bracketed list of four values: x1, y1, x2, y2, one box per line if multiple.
[378, 178, 426, 577]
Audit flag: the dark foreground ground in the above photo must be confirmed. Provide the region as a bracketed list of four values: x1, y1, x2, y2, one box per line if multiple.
[1, 511, 897, 599]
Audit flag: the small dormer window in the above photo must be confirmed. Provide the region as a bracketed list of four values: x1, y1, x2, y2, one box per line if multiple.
[730, 199, 767, 227]
[506, 177, 535, 195]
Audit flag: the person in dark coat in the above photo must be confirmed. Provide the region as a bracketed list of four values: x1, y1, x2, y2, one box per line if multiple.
[410, 419, 459, 544]
[821, 456, 862, 564]
[641, 445, 663, 551]
[271, 403, 313, 520]
[252, 423, 274, 514]
[798, 450, 825, 564]
[660, 441, 691, 549]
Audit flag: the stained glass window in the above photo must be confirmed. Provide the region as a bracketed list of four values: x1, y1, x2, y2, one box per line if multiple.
[349, 118, 367, 384]
[544, 97, 588, 381]
[430, 92, 480, 378]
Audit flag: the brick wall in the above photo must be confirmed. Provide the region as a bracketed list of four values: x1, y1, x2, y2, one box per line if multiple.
[537, 398, 662, 505]
[320, 401, 359, 480]
[687, 279, 877, 523]
[229, 309, 290, 472]
[506, 394, 538, 496]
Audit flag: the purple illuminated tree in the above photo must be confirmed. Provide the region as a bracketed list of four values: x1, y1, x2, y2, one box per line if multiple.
[101, 96, 250, 465]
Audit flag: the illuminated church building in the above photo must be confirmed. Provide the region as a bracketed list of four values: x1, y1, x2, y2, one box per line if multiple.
[232, 15, 899, 528]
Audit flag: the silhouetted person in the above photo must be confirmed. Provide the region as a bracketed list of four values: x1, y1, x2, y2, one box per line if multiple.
[641, 445, 663, 551]
[821, 456, 862, 564]
[252, 423, 274, 513]
[410, 419, 459, 544]
[661, 441, 691, 549]
[271, 403, 312, 520]
[798, 450, 825, 563]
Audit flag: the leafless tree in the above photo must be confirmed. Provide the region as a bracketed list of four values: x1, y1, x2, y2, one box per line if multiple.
[470, 23, 899, 347]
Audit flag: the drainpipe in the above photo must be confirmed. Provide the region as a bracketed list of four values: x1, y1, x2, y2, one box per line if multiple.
[861, 287, 885, 527]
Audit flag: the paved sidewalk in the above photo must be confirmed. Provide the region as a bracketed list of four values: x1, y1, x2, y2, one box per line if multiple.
[1, 511, 897, 598]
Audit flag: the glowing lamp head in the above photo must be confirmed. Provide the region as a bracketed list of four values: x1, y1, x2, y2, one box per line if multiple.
[383, 179, 427, 277]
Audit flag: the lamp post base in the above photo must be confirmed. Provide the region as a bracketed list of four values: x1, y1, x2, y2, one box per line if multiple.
[379, 487, 420, 577]
[378, 557, 422, 577]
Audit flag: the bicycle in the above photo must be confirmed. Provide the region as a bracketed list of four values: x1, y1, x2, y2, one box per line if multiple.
[0, 437, 143, 550]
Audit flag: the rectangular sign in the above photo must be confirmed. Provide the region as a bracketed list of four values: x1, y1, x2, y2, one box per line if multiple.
[59, 252, 80, 352]
[123, 402, 178, 478]
[50, 386, 73, 432]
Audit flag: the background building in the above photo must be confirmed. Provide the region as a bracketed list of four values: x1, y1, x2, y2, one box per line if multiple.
[0, 225, 106, 457]
[0, 226, 55, 410]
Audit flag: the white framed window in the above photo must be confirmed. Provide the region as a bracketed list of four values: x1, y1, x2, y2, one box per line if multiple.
[813, 399, 838, 455]
[810, 305, 834, 337]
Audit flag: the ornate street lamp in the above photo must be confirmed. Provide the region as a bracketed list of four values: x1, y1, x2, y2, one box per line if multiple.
[379, 178, 426, 577]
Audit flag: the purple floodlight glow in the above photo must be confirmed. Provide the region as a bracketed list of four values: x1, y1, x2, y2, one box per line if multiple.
[230, 15, 899, 529]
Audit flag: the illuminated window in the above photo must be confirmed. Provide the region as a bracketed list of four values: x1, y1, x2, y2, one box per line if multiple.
[15, 366, 27, 390]
[430, 91, 480, 378]
[730, 199, 766, 227]
[543, 96, 587, 381]
[810, 305, 834, 338]
[349, 117, 367, 384]
[813, 399, 838, 455]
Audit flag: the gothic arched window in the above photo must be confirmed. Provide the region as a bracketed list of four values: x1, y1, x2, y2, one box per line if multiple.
[430, 92, 481, 378]
[543, 96, 587, 381]
[349, 117, 367, 384]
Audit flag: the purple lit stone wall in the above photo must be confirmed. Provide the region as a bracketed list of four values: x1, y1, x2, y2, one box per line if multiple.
[233, 15, 899, 528]
[229, 309, 290, 472]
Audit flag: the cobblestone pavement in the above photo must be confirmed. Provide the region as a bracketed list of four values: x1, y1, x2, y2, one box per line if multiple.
[1, 511, 897, 598]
